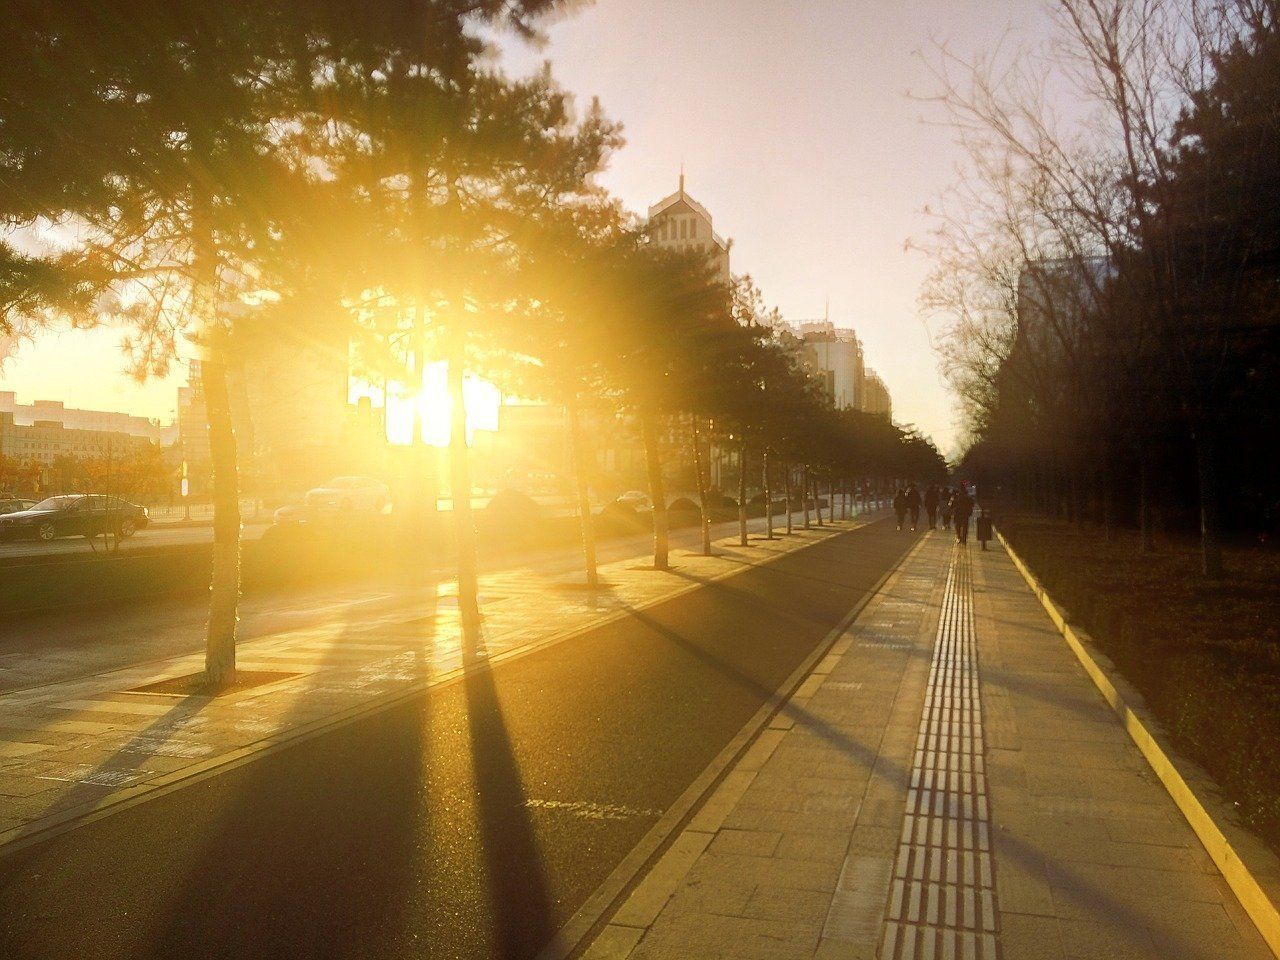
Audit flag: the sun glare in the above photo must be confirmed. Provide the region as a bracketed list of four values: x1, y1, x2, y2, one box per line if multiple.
[366, 361, 501, 448]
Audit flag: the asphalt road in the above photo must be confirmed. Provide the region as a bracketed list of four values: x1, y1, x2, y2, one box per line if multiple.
[0, 508, 874, 693]
[0, 518, 918, 960]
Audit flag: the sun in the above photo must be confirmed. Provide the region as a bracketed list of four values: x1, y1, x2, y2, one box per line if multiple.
[373, 361, 502, 447]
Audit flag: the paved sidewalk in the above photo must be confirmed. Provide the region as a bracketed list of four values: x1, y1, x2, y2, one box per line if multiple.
[0, 510, 880, 848]
[585, 533, 1274, 960]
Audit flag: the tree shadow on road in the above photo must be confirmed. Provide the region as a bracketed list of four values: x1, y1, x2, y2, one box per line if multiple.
[464, 657, 554, 959]
[1, 693, 211, 849]
[126, 591, 440, 960]
[0, 577, 444, 960]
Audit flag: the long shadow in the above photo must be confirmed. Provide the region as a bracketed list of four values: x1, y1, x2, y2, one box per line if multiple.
[464, 658, 554, 959]
[3, 693, 210, 848]
[619, 603, 909, 789]
[1, 538, 1236, 960]
[663, 517, 906, 593]
[618, 588, 1232, 960]
[0, 572, 444, 960]
[129, 586, 438, 959]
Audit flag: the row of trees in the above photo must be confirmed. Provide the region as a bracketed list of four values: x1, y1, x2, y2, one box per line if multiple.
[1, 1, 944, 686]
[924, 0, 1280, 576]
[0, 448, 169, 502]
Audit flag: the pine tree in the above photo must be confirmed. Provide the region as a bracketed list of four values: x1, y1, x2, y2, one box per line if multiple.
[0, 1, 312, 687]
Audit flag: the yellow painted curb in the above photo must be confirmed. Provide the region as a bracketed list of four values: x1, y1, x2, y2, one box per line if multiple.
[997, 529, 1280, 960]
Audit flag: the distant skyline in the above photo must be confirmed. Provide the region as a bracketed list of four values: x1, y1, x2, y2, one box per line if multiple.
[0, 0, 1055, 455]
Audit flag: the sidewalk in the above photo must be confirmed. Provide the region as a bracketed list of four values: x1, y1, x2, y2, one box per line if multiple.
[0, 510, 880, 849]
[585, 532, 1274, 960]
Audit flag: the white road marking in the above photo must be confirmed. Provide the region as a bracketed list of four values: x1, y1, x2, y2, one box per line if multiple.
[54, 700, 177, 717]
[525, 798, 662, 821]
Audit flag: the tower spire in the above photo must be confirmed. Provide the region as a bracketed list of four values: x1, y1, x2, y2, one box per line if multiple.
[679, 162, 685, 196]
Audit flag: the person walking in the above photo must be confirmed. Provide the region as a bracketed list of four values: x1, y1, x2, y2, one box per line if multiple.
[924, 484, 940, 529]
[953, 486, 974, 545]
[904, 482, 922, 532]
[940, 487, 953, 530]
[893, 487, 908, 531]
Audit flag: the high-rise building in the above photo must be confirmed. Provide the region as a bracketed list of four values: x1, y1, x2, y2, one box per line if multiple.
[863, 369, 892, 419]
[647, 173, 731, 282]
[790, 318, 865, 410]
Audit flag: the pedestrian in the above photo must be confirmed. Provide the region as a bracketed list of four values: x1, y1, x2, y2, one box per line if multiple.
[953, 486, 974, 545]
[976, 508, 993, 551]
[924, 484, 940, 529]
[940, 487, 953, 529]
[893, 487, 907, 531]
[904, 482, 922, 532]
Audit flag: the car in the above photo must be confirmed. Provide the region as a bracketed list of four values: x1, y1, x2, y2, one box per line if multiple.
[0, 498, 36, 515]
[304, 476, 390, 513]
[0, 494, 150, 542]
[614, 490, 652, 510]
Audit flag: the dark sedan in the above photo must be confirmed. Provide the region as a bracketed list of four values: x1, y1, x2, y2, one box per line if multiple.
[0, 497, 36, 515]
[0, 494, 150, 542]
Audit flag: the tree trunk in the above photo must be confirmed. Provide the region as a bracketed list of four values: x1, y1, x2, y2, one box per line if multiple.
[1070, 468, 1085, 532]
[641, 412, 669, 570]
[447, 340, 482, 656]
[1194, 433, 1224, 578]
[690, 415, 712, 556]
[738, 439, 749, 547]
[802, 465, 811, 529]
[1138, 448, 1154, 553]
[567, 397, 598, 588]
[201, 351, 240, 689]
[813, 476, 823, 526]
[842, 477, 849, 521]
[1101, 451, 1116, 542]
[762, 448, 775, 540]
[783, 460, 793, 535]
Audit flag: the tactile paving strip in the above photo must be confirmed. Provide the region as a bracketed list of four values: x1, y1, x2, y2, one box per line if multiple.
[880, 545, 1001, 960]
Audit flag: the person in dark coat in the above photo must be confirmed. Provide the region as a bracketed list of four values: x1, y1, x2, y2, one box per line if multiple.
[952, 487, 975, 544]
[924, 484, 940, 529]
[940, 487, 954, 529]
[893, 487, 908, 530]
[904, 482, 922, 532]
[976, 508, 993, 550]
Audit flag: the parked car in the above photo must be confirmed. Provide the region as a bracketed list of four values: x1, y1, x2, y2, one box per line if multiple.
[614, 490, 652, 510]
[0, 494, 150, 542]
[0, 498, 36, 515]
[304, 476, 390, 513]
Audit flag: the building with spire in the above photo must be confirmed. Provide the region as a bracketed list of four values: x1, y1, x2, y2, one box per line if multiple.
[647, 172, 731, 282]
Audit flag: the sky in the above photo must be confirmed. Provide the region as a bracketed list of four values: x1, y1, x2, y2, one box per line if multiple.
[0, 0, 1053, 456]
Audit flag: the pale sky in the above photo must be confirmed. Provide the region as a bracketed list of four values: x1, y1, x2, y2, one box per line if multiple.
[0, 0, 1053, 456]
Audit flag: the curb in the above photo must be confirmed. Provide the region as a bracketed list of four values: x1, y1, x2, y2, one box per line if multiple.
[0, 514, 885, 859]
[543, 531, 932, 960]
[996, 528, 1280, 960]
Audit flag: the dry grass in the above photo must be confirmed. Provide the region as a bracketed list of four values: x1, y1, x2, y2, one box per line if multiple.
[999, 512, 1280, 849]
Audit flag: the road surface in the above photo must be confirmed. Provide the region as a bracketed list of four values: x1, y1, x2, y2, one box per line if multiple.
[0, 518, 273, 562]
[0, 518, 916, 960]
